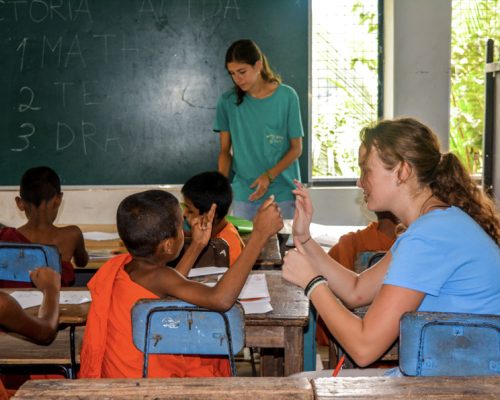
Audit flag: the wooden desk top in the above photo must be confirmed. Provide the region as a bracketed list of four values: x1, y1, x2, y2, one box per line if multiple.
[14, 377, 313, 399]
[14, 376, 500, 399]
[5, 271, 305, 327]
[79, 224, 282, 270]
[313, 376, 500, 399]
[245, 271, 309, 327]
[1, 288, 90, 325]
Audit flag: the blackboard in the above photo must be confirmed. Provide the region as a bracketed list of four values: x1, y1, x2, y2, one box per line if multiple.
[0, 0, 308, 185]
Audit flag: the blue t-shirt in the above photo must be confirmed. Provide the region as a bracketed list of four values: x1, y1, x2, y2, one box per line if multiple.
[213, 84, 304, 203]
[384, 206, 500, 314]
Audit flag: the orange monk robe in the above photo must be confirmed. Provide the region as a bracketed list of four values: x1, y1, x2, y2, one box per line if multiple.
[327, 222, 395, 271]
[80, 254, 231, 378]
[317, 222, 396, 346]
[215, 222, 244, 267]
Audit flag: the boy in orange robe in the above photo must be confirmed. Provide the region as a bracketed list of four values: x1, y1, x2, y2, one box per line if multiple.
[327, 212, 398, 272]
[0, 267, 60, 398]
[80, 190, 282, 378]
[0, 166, 88, 287]
[182, 171, 244, 266]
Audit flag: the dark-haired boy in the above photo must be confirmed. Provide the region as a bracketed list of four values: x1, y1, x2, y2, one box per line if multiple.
[182, 171, 244, 266]
[0, 166, 88, 287]
[80, 190, 282, 378]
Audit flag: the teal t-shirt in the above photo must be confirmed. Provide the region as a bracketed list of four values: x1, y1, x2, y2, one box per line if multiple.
[213, 84, 304, 203]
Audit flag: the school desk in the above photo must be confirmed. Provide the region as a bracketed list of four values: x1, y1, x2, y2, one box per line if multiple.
[13, 377, 313, 399]
[75, 225, 282, 286]
[0, 288, 89, 379]
[13, 376, 500, 399]
[3, 271, 308, 378]
[243, 271, 310, 376]
[312, 376, 500, 399]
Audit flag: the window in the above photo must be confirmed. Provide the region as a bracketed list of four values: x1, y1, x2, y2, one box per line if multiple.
[311, 0, 381, 183]
[450, 0, 500, 177]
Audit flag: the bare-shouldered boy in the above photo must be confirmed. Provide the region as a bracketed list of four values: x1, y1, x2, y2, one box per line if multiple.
[0, 267, 60, 397]
[80, 189, 282, 378]
[0, 167, 88, 287]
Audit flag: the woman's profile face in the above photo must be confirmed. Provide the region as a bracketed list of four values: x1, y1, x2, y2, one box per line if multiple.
[226, 60, 261, 92]
[357, 145, 399, 212]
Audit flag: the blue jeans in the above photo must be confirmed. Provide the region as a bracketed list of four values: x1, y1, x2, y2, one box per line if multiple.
[232, 200, 295, 220]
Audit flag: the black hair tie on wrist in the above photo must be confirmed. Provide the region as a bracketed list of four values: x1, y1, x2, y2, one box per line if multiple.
[304, 275, 327, 298]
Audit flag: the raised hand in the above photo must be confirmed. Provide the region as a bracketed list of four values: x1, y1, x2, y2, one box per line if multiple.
[190, 203, 217, 248]
[30, 267, 61, 293]
[253, 195, 284, 238]
[282, 240, 318, 289]
[291, 180, 313, 242]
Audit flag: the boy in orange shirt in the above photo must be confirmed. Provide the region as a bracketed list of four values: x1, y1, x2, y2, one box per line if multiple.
[182, 171, 244, 266]
[0, 166, 88, 286]
[80, 190, 282, 378]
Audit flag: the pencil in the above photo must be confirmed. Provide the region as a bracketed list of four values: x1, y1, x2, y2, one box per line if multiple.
[332, 355, 345, 377]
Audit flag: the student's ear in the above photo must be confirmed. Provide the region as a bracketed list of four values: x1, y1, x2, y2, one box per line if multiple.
[15, 196, 26, 212]
[53, 192, 63, 207]
[161, 237, 180, 257]
[254, 60, 263, 73]
[396, 160, 412, 185]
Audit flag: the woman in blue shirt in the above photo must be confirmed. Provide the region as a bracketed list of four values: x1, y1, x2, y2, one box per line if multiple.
[214, 39, 304, 220]
[283, 117, 500, 367]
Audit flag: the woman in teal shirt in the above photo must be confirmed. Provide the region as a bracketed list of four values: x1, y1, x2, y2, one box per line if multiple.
[214, 39, 304, 220]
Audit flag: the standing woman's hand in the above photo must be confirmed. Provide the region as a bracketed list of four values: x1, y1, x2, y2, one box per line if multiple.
[291, 180, 313, 243]
[248, 173, 272, 202]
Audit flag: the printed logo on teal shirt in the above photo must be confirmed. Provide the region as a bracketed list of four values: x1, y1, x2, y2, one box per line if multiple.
[266, 134, 284, 145]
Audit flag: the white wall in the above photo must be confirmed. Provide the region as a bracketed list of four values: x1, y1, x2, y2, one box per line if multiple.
[0, 1, 452, 228]
[386, 0, 452, 146]
[0, 185, 373, 227]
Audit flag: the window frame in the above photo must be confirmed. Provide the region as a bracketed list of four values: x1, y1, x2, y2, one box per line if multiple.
[307, 0, 384, 187]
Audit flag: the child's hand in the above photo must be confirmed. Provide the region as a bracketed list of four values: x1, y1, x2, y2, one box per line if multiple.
[190, 203, 216, 247]
[292, 180, 313, 243]
[282, 240, 318, 289]
[30, 267, 61, 293]
[253, 195, 283, 237]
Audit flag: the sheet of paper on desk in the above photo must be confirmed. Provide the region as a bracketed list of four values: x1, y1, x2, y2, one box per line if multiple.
[238, 273, 270, 299]
[60, 291, 91, 304]
[198, 274, 272, 314]
[188, 266, 228, 278]
[286, 224, 366, 247]
[10, 291, 91, 309]
[239, 297, 273, 314]
[83, 231, 120, 241]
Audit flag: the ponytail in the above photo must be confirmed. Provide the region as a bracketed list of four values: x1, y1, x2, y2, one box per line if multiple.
[431, 153, 500, 243]
[361, 117, 500, 244]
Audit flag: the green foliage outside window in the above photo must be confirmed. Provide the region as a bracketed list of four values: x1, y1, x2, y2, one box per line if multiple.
[312, 0, 378, 179]
[450, 0, 500, 175]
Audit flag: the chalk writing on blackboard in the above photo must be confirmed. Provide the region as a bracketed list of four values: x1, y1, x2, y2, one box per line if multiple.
[0, 0, 307, 184]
